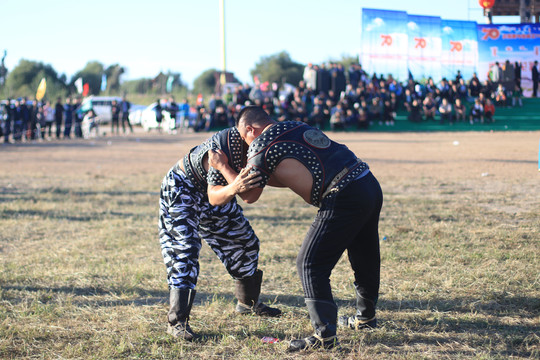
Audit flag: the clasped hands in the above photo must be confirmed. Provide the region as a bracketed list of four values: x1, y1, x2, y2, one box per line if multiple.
[209, 149, 261, 195]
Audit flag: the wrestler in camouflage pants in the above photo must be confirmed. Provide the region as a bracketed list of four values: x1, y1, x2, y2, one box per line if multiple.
[159, 167, 259, 289]
[159, 166, 280, 340]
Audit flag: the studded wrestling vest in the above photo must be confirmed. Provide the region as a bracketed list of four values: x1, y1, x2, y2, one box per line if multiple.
[246, 121, 369, 207]
[181, 127, 244, 193]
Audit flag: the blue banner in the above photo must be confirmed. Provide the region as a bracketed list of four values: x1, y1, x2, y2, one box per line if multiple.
[441, 20, 479, 81]
[407, 15, 442, 82]
[477, 23, 540, 97]
[361, 8, 409, 81]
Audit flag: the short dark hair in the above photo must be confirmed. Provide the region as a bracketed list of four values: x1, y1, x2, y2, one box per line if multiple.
[236, 105, 271, 127]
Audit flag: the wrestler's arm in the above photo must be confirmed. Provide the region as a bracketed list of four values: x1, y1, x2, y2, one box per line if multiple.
[208, 167, 262, 206]
[207, 149, 263, 205]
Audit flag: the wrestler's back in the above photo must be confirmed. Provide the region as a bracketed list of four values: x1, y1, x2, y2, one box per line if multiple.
[271, 158, 314, 204]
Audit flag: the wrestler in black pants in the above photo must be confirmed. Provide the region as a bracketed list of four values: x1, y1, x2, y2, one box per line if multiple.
[297, 171, 383, 337]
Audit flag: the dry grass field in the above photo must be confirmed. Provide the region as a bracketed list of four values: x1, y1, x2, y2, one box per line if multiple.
[1, 129, 539, 359]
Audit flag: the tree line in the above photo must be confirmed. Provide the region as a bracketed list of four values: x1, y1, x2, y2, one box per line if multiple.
[0, 51, 357, 102]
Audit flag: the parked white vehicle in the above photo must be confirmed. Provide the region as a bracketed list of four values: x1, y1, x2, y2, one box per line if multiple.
[139, 102, 175, 132]
[79, 96, 122, 124]
[127, 104, 146, 125]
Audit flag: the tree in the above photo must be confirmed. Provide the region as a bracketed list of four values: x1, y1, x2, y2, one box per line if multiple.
[4, 59, 67, 100]
[332, 54, 360, 71]
[104, 64, 124, 93]
[250, 51, 304, 86]
[193, 68, 218, 96]
[72, 61, 104, 96]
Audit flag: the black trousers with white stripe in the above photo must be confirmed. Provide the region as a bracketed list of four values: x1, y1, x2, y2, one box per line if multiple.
[297, 171, 383, 307]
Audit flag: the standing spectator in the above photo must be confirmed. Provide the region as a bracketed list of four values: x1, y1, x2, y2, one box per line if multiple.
[121, 96, 133, 134]
[502, 60, 514, 92]
[73, 98, 84, 138]
[179, 98, 191, 132]
[331, 63, 346, 97]
[489, 61, 502, 85]
[20, 98, 30, 141]
[13, 100, 23, 142]
[63, 98, 73, 139]
[111, 100, 120, 135]
[154, 99, 163, 133]
[43, 101, 55, 139]
[3, 98, 12, 143]
[29, 100, 40, 140]
[514, 61, 522, 87]
[54, 97, 64, 139]
[348, 64, 361, 89]
[303, 63, 317, 91]
[454, 98, 466, 122]
[532, 60, 539, 98]
[35, 101, 46, 140]
[317, 63, 331, 95]
[438, 98, 453, 124]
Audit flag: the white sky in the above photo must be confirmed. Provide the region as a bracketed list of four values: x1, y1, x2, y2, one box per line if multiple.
[0, 0, 519, 87]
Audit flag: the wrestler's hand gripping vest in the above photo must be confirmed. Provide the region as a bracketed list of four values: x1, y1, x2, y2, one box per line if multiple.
[181, 127, 244, 193]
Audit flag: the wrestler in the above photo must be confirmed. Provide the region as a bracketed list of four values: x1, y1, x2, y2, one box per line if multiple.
[159, 126, 281, 341]
[208, 106, 383, 351]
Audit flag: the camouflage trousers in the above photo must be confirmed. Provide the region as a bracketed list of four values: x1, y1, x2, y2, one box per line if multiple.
[159, 167, 260, 289]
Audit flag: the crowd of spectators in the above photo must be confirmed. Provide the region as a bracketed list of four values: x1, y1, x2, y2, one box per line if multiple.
[188, 59, 534, 132]
[2, 59, 537, 142]
[0, 96, 133, 143]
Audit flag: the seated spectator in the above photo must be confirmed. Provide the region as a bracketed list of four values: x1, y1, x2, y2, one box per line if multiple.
[82, 109, 100, 139]
[344, 108, 358, 128]
[382, 99, 395, 125]
[367, 97, 382, 124]
[403, 88, 416, 111]
[457, 78, 469, 100]
[357, 106, 369, 130]
[438, 98, 453, 124]
[407, 99, 422, 123]
[484, 99, 495, 123]
[469, 98, 484, 124]
[423, 94, 437, 121]
[494, 84, 507, 107]
[469, 78, 481, 98]
[512, 84, 523, 107]
[330, 110, 345, 131]
[454, 98, 467, 122]
[308, 106, 325, 129]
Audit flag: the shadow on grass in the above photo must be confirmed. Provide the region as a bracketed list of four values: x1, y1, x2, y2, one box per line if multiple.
[4, 283, 538, 319]
[0, 208, 146, 221]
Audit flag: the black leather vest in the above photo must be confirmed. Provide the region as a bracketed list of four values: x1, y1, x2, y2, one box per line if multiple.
[246, 121, 369, 207]
[182, 127, 244, 193]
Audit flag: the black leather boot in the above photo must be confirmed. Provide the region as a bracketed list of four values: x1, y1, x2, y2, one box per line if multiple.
[338, 284, 377, 330]
[288, 299, 339, 352]
[167, 288, 196, 341]
[235, 270, 281, 317]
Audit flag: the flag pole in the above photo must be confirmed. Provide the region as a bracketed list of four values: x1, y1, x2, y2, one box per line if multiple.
[219, 0, 227, 88]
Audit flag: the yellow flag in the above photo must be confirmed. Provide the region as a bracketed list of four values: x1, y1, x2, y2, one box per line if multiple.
[36, 78, 46, 101]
